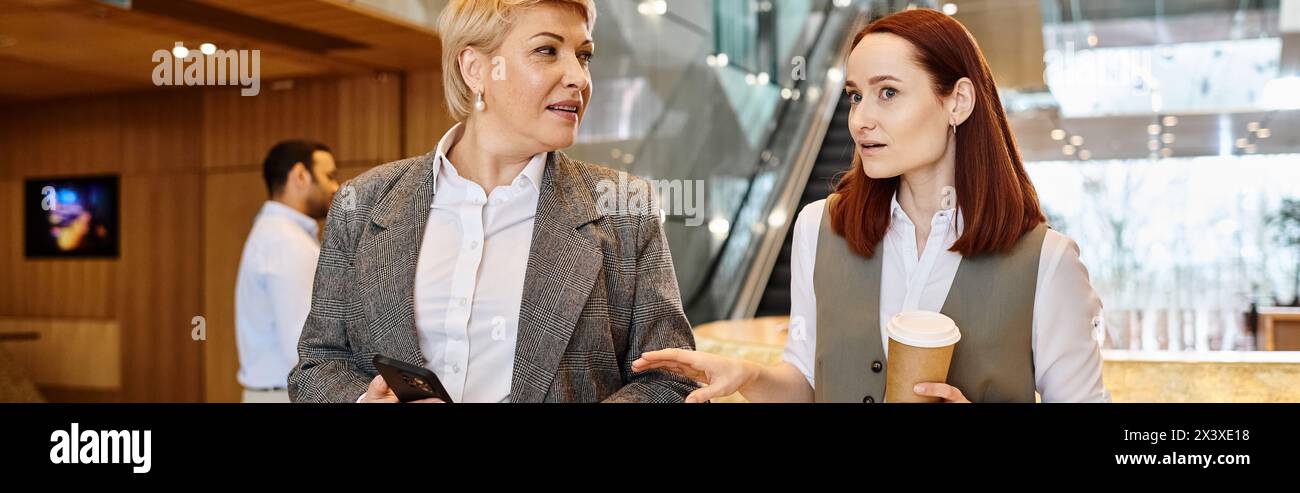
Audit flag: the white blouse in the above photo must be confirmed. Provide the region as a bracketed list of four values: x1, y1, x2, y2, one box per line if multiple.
[781, 196, 1111, 402]
[415, 123, 545, 403]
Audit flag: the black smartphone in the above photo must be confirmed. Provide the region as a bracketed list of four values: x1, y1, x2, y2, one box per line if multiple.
[372, 354, 454, 403]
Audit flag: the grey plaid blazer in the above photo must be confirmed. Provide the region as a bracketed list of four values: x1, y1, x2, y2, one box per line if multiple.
[287, 151, 698, 402]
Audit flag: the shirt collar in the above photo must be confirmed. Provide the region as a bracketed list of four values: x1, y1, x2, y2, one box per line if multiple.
[432, 122, 547, 193]
[261, 200, 318, 239]
[889, 193, 907, 223]
[889, 190, 961, 229]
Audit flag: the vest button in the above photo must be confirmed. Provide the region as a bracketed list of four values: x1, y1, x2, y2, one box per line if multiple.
[871, 361, 883, 372]
[862, 396, 875, 403]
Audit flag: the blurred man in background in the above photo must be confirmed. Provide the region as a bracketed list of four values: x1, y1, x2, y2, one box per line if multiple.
[235, 140, 339, 403]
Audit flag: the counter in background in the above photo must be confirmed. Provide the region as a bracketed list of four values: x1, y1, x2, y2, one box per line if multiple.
[694, 317, 1300, 403]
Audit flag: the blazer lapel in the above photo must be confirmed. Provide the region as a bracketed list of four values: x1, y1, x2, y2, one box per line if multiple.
[360, 153, 437, 367]
[509, 152, 606, 402]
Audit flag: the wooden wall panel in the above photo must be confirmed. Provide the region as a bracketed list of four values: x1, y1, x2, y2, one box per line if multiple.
[118, 172, 205, 402]
[403, 69, 457, 157]
[201, 170, 264, 403]
[0, 317, 121, 389]
[202, 73, 403, 170]
[3, 68, 441, 402]
[0, 89, 206, 402]
[337, 73, 403, 165]
[202, 78, 341, 170]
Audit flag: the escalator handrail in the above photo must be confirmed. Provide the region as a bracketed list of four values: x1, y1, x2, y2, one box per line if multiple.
[724, 4, 866, 320]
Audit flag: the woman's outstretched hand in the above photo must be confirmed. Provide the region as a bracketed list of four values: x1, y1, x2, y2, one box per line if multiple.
[632, 348, 760, 403]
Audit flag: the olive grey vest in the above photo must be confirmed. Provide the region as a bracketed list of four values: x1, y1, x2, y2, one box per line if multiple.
[812, 196, 1046, 403]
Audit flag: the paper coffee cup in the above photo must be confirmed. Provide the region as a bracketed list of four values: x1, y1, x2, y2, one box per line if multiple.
[884, 310, 961, 403]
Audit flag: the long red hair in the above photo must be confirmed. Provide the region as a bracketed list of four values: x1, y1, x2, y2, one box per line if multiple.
[830, 9, 1044, 258]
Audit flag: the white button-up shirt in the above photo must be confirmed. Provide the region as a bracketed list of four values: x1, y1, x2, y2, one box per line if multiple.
[413, 123, 546, 403]
[783, 196, 1110, 402]
[235, 201, 321, 389]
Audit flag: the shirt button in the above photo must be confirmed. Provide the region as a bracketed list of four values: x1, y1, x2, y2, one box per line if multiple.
[468, 240, 480, 250]
[863, 396, 875, 403]
[871, 361, 883, 373]
[454, 297, 467, 307]
[452, 364, 462, 374]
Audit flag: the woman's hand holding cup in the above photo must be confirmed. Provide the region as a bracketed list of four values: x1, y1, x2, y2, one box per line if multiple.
[912, 382, 970, 403]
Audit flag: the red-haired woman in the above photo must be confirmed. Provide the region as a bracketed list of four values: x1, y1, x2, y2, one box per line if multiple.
[633, 9, 1108, 403]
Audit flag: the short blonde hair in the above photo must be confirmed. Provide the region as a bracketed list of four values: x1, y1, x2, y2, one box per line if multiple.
[437, 0, 597, 121]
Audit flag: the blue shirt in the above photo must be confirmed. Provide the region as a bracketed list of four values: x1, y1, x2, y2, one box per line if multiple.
[235, 201, 320, 389]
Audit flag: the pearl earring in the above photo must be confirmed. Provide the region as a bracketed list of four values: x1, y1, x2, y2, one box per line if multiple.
[474, 90, 485, 112]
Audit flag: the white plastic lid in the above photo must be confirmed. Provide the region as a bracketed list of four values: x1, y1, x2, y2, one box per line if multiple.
[886, 310, 961, 348]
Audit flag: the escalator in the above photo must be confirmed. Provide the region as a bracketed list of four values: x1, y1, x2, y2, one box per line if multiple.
[563, 0, 876, 324]
[754, 95, 854, 317]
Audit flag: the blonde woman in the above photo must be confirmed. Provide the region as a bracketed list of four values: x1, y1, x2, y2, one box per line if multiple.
[289, 0, 697, 403]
